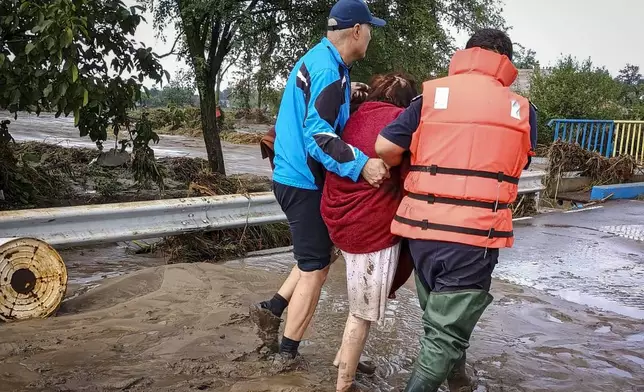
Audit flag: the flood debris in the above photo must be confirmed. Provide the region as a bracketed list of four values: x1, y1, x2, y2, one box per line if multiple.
[546, 140, 640, 195]
[0, 141, 273, 210]
[160, 224, 291, 264]
[1, 141, 286, 262]
[510, 194, 538, 217]
[220, 130, 265, 145]
[161, 172, 288, 263]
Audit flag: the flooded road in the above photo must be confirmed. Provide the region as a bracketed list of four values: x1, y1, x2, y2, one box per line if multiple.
[0, 201, 632, 391]
[502, 200, 644, 320]
[58, 200, 644, 323]
[0, 244, 642, 391]
[3, 111, 272, 176]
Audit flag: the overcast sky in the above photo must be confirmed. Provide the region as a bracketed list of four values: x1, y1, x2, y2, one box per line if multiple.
[132, 0, 643, 87]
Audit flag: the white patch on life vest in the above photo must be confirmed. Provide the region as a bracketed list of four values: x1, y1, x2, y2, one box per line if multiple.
[511, 100, 521, 120]
[434, 87, 449, 109]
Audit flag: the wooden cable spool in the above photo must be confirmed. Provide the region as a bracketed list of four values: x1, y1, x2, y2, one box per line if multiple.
[0, 238, 67, 322]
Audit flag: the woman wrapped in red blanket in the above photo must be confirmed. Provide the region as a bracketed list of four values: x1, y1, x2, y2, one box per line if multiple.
[321, 73, 418, 392]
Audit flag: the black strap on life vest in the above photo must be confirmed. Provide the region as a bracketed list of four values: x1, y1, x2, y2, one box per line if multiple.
[409, 165, 520, 185]
[407, 192, 509, 211]
[394, 215, 514, 238]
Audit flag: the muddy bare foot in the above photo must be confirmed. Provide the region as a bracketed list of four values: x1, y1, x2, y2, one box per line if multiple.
[249, 303, 281, 353]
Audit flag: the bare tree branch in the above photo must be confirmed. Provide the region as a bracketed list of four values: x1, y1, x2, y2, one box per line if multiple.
[157, 30, 183, 58]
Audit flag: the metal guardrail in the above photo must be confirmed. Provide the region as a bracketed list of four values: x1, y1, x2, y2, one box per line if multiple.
[0, 193, 286, 247]
[548, 119, 615, 157]
[548, 119, 644, 163]
[0, 171, 546, 248]
[613, 121, 644, 162]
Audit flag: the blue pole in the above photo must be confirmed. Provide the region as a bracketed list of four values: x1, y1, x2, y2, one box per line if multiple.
[562, 123, 568, 141]
[605, 121, 615, 157]
[575, 123, 581, 144]
[581, 123, 588, 148]
[599, 123, 607, 156]
[554, 122, 561, 141]
[593, 123, 601, 152]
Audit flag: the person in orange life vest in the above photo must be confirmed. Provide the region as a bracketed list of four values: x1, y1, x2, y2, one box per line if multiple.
[319, 73, 418, 392]
[375, 29, 537, 392]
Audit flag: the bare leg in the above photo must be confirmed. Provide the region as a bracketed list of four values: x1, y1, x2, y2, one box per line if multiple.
[274, 247, 339, 304]
[276, 265, 300, 302]
[336, 314, 371, 392]
[334, 316, 350, 366]
[282, 266, 330, 341]
[334, 345, 343, 367]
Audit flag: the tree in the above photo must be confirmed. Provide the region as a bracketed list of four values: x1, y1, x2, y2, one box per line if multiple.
[616, 64, 643, 107]
[529, 56, 623, 142]
[142, 0, 507, 173]
[268, 0, 508, 84]
[0, 0, 166, 148]
[513, 43, 539, 69]
[163, 68, 197, 106]
[141, 0, 291, 174]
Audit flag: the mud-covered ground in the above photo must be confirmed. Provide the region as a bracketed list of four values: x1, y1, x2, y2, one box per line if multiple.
[1, 202, 643, 392]
[0, 254, 642, 392]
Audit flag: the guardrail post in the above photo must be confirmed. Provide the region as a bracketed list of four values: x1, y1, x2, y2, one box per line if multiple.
[605, 121, 615, 157]
[554, 121, 560, 140]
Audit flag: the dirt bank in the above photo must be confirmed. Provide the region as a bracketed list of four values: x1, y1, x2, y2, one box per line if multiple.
[0, 254, 642, 392]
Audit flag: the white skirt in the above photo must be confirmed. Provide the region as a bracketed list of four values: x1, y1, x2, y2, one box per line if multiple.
[342, 242, 400, 325]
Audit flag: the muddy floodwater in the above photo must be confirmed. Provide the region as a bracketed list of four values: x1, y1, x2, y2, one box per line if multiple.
[1, 202, 643, 391]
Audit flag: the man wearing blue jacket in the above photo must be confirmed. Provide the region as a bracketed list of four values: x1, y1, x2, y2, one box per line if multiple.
[250, 0, 389, 367]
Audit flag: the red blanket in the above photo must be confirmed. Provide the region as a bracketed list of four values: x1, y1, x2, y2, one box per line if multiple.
[321, 101, 408, 254]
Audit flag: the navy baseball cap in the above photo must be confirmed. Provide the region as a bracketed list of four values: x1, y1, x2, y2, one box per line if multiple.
[328, 0, 386, 31]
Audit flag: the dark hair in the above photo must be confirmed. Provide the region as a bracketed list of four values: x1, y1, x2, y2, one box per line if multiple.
[365, 72, 418, 108]
[350, 82, 370, 113]
[465, 28, 513, 61]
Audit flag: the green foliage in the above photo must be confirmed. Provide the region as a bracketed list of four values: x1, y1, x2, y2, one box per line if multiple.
[513, 43, 539, 69]
[616, 64, 643, 107]
[145, 68, 197, 107]
[529, 57, 624, 142]
[0, 119, 13, 144]
[129, 113, 164, 189]
[266, 0, 506, 84]
[0, 0, 165, 148]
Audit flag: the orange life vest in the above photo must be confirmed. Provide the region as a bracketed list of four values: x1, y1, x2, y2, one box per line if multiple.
[391, 48, 532, 249]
